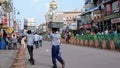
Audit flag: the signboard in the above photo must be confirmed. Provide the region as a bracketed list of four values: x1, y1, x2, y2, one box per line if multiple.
[7, 27, 13, 34]
[83, 24, 91, 29]
[18, 30, 23, 36]
[104, 12, 120, 20]
[2, 17, 7, 26]
[111, 18, 120, 23]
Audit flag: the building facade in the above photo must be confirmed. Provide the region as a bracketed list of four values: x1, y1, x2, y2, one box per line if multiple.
[103, 0, 120, 33]
[0, 0, 15, 36]
[63, 10, 81, 28]
[24, 18, 36, 33]
[80, 0, 103, 34]
[45, 0, 81, 34]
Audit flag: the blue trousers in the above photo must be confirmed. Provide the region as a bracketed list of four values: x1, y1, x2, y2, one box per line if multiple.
[52, 45, 63, 66]
[39, 40, 42, 46]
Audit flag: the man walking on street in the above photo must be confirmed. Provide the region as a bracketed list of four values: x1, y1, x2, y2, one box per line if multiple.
[12, 34, 17, 50]
[50, 28, 65, 68]
[38, 33, 43, 47]
[34, 33, 39, 48]
[26, 30, 35, 65]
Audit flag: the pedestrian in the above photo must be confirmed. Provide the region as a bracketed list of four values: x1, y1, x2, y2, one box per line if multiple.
[38, 33, 43, 47]
[65, 32, 70, 43]
[34, 33, 39, 48]
[7, 37, 12, 50]
[26, 30, 35, 65]
[21, 36, 26, 49]
[12, 34, 18, 50]
[2, 30, 8, 45]
[17, 36, 21, 45]
[50, 28, 65, 68]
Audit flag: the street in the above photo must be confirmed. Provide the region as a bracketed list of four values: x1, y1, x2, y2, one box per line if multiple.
[0, 50, 17, 68]
[26, 41, 120, 68]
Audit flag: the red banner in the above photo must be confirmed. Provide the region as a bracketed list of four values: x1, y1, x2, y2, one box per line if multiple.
[3, 17, 7, 26]
[111, 18, 120, 23]
[83, 24, 91, 29]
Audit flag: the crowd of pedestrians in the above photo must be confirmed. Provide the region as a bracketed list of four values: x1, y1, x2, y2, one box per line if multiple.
[25, 29, 65, 68]
[0, 29, 65, 68]
[0, 30, 20, 50]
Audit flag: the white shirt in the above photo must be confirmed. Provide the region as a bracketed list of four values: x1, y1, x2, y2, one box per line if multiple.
[105, 30, 108, 35]
[34, 34, 39, 41]
[39, 35, 43, 40]
[26, 34, 34, 46]
[50, 32, 61, 46]
[21, 37, 26, 49]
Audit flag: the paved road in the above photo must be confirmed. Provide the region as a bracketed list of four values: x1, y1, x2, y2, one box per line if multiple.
[0, 50, 17, 68]
[26, 41, 120, 68]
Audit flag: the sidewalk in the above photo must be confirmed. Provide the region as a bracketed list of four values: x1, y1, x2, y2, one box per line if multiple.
[0, 50, 17, 68]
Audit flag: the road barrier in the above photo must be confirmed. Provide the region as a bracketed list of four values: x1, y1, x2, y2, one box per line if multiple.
[60, 33, 120, 51]
[12, 44, 25, 68]
[44, 33, 120, 51]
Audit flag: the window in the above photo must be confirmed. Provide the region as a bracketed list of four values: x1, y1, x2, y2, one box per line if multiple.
[112, 1, 119, 13]
[106, 4, 110, 14]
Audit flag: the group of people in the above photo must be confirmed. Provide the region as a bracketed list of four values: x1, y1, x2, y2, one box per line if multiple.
[0, 30, 20, 50]
[25, 29, 65, 68]
[0, 29, 65, 68]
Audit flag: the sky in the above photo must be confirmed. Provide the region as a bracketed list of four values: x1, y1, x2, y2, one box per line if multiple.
[13, 0, 85, 27]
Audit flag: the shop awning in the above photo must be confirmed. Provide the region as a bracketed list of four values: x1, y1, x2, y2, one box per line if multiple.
[80, 3, 102, 16]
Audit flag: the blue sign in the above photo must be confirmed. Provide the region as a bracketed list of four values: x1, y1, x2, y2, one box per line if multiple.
[18, 30, 23, 36]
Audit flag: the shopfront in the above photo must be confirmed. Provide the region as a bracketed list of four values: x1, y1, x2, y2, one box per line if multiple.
[103, 0, 120, 32]
[111, 18, 120, 33]
[104, 12, 120, 32]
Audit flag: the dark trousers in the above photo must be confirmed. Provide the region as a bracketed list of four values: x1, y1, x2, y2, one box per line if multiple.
[13, 43, 17, 50]
[27, 45, 34, 63]
[34, 41, 39, 48]
[52, 45, 64, 67]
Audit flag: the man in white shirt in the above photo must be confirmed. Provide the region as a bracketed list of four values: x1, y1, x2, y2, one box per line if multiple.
[12, 34, 17, 50]
[26, 30, 35, 65]
[38, 33, 43, 47]
[34, 33, 39, 48]
[50, 28, 65, 68]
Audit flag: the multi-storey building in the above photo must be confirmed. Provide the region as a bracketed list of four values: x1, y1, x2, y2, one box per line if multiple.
[38, 23, 46, 34]
[45, 0, 81, 33]
[0, 0, 14, 35]
[63, 10, 81, 28]
[24, 18, 36, 34]
[80, 0, 103, 33]
[103, 0, 120, 33]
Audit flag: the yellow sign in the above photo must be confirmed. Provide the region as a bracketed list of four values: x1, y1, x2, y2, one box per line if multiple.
[7, 27, 13, 34]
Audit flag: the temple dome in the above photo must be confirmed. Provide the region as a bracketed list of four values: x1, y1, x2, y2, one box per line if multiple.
[50, 0, 57, 10]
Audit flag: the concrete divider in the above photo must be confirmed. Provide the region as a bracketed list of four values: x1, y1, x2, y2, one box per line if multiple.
[12, 62, 25, 68]
[12, 44, 25, 68]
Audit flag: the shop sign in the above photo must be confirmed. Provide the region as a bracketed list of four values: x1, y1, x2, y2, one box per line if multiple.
[94, 15, 103, 23]
[83, 24, 91, 29]
[104, 12, 120, 20]
[111, 18, 120, 23]
[2, 17, 7, 26]
[7, 27, 13, 34]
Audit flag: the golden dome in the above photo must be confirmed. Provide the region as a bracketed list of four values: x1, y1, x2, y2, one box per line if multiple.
[50, 0, 57, 10]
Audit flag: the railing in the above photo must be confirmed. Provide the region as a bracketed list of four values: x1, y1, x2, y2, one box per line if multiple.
[76, 33, 120, 49]
[44, 33, 120, 50]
